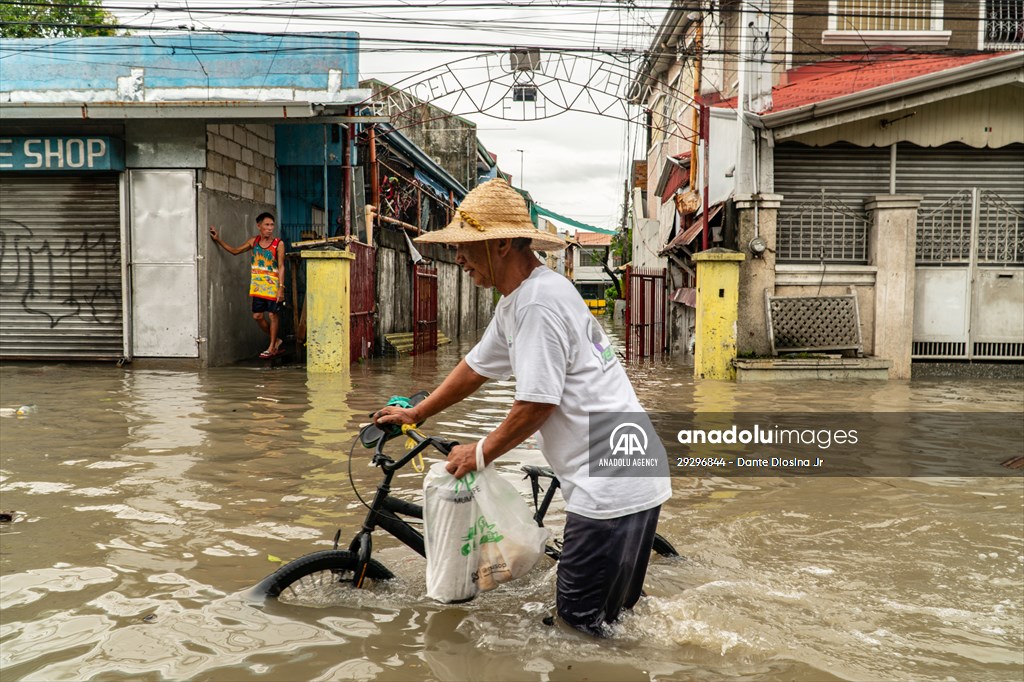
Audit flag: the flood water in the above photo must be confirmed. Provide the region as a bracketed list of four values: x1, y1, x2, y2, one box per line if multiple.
[1, 321, 1022, 681]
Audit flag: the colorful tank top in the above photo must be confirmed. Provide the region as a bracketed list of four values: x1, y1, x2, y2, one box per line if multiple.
[250, 237, 281, 300]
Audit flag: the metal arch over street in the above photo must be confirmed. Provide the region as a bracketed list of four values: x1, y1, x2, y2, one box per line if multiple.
[364, 50, 699, 141]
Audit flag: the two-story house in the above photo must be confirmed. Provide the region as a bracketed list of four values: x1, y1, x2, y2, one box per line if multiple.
[635, 0, 1023, 377]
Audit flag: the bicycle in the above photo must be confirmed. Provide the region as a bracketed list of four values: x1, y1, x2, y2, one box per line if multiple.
[251, 392, 679, 603]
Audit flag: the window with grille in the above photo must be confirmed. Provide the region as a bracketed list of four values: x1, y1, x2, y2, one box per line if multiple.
[835, 0, 937, 31]
[985, 0, 1024, 49]
[824, 0, 950, 44]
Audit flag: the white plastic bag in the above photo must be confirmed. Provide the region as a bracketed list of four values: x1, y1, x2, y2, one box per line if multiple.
[423, 461, 549, 603]
[423, 462, 479, 603]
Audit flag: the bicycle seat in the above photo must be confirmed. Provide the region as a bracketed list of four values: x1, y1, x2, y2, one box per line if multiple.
[521, 464, 556, 479]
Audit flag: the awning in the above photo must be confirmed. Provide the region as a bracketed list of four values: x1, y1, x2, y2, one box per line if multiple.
[414, 169, 454, 202]
[378, 123, 468, 201]
[532, 204, 617, 235]
[659, 164, 689, 204]
[670, 287, 696, 307]
[656, 152, 691, 204]
[658, 202, 724, 255]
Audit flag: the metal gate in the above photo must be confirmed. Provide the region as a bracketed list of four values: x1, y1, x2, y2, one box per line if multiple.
[412, 262, 438, 355]
[625, 265, 667, 361]
[0, 174, 124, 359]
[349, 240, 376, 362]
[913, 188, 1024, 360]
[128, 170, 199, 357]
[775, 142, 889, 263]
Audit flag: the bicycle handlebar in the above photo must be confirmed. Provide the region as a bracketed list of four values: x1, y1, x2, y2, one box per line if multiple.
[362, 392, 459, 473]
[372, 424, 458, 475]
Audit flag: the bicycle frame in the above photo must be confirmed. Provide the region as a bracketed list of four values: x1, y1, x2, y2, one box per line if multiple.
[346, 427, 447, 586]
[340, 420, 675, 588]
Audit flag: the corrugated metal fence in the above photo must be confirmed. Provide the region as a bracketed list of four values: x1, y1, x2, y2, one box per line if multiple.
[625, 265, 667, 361]
[349, 241, 376, 362]
[412, 263, 438, 355]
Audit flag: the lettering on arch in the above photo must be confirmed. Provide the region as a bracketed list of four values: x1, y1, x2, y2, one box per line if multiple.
[366, 51, 695, 139]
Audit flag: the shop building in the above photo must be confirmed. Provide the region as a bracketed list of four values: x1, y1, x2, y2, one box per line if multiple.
[0, 32, 368, 365]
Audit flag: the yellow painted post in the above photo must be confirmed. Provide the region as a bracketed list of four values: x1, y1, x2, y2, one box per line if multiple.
[694, 248, 746, 380]
[301, 250, 356, 373]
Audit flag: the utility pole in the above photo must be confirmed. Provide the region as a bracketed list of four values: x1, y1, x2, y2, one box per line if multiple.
[690, 13, 703, 199]
[736, 0, 773, 197]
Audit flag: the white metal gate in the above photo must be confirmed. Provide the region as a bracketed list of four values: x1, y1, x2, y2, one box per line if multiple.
[128, 170, 199, 357]
[913, 188, 1024, 360]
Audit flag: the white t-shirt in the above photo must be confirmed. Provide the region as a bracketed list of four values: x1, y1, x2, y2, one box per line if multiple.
[466, 266, 672, 519]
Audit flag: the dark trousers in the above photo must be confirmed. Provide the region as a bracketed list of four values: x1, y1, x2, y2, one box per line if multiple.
[555, 505, 661, 635]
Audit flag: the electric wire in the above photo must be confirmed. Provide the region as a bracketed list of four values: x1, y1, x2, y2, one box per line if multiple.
[3, 0, 1015, 232]
[347, 429, 374, 512]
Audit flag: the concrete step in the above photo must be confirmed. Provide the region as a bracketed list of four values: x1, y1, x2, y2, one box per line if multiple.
[383, 332, 452, 355]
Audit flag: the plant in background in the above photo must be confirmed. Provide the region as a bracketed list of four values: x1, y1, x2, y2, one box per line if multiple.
[593, 226, 631, 313]
[611, 227, 632, 269]
[604, 283, 621, 311]
[1, 0, 119, 38]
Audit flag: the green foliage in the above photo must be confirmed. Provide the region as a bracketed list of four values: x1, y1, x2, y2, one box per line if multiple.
[611, 227, 632, 265]
[604, 282, 623, 311]
[1, 0, 119, 38]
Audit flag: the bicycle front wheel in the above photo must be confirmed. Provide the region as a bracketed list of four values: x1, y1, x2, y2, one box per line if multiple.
[254, 550, 394, 603]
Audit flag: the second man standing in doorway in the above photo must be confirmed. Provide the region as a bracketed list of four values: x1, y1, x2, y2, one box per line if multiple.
[209, 212, 285, 358]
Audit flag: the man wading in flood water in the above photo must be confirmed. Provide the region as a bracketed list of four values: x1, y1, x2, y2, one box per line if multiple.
[374, 178, 672, 635]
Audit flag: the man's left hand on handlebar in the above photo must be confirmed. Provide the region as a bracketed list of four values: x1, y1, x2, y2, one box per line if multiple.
[372, 406, 419, 428]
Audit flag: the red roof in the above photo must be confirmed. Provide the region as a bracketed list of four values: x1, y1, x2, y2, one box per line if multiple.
[575, 232, 612, 246]
[713, 50, 1011, 115]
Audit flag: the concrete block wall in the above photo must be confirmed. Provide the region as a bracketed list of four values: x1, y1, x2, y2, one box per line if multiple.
[200, 123, 278, 367]
[205, 124, 276, 205]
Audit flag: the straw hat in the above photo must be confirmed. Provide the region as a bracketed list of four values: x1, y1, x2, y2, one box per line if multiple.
[414, 178, 567, 252]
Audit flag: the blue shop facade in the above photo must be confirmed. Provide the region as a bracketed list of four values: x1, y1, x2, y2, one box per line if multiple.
[0, 32, 369, 365]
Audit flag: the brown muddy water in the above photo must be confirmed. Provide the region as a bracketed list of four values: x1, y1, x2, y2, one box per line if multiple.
[1, 322, 1022, 682]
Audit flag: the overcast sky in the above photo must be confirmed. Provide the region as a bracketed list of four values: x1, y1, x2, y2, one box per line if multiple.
[103, 0, 664, 231]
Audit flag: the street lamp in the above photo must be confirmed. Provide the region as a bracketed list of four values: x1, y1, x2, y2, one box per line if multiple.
[515, 149, 524, 186]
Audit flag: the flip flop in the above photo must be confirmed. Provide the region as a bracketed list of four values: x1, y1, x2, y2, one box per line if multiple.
[259, 349, 273, 358]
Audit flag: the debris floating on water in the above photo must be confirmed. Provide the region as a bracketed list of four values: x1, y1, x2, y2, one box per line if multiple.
[0, 405, 37, 417]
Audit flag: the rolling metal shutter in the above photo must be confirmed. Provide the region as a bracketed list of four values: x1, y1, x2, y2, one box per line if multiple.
[0, 175, 124, 359]
[896, 143, 1024, 221]
[774, 143, 890, 263]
